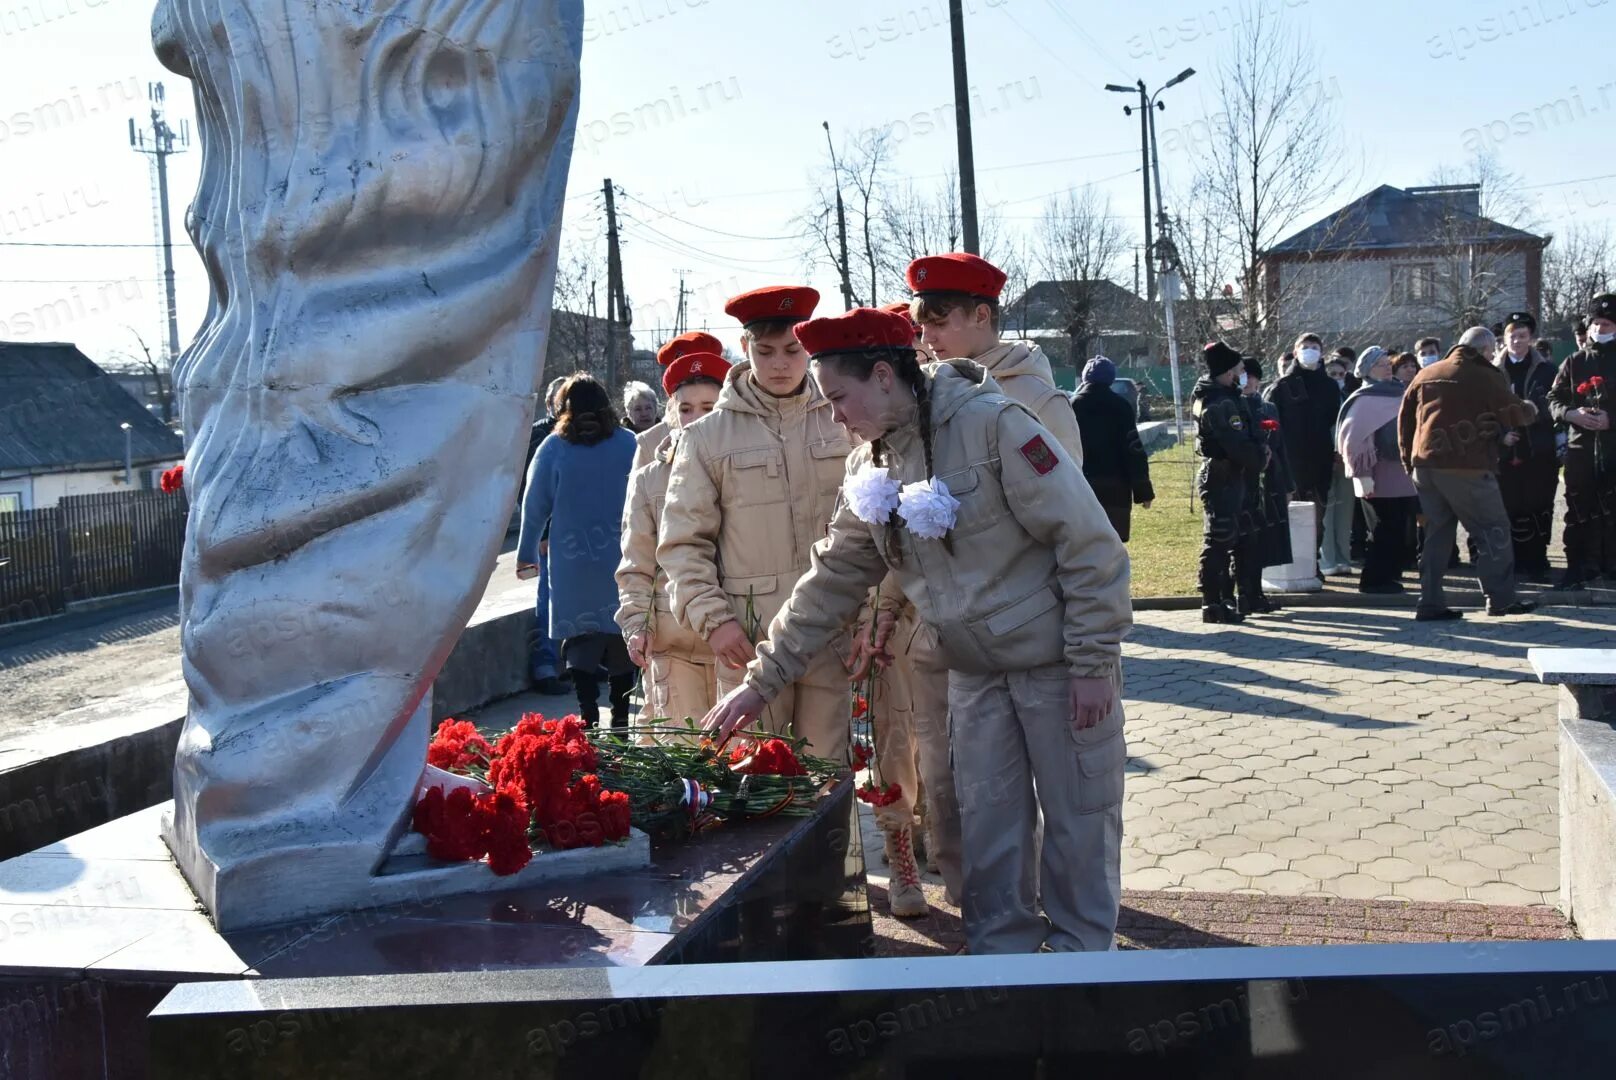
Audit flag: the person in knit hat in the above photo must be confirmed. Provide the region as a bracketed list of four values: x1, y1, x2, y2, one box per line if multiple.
[1194, 342, 1266, 623]
[1071, 356, 1153, 542]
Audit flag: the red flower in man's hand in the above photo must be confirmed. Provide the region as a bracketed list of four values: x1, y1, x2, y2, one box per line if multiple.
[856, 781, 903, 807]
[1578, 381, 1593, 395]
[1260, 418, 1280, 432]
[159, 464, 184, 494]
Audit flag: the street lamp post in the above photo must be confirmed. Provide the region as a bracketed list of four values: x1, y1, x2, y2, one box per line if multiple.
[120, 422, 133, 486]
[1106, 68, 1195, 443]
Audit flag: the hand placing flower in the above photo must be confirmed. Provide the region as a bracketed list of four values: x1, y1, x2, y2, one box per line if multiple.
[843, 462, 902, 525]
[897, 477, 959, 540]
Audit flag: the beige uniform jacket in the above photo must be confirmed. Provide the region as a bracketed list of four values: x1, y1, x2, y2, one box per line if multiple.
[658, 362, 854, 671]
[976, 341, 1084, 466]
[633, 420, 670, 471]
[746, 361, 1131, 701]
[615, 434, 711, 662]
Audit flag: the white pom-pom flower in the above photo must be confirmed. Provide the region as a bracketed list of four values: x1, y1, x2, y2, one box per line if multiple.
[843, 462, 902, 525]
[897, 477, 959, 539]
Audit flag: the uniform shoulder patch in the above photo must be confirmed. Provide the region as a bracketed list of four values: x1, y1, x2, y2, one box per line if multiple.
[1228, 414, 1245, 429]
[1019, 435, 1059, 476]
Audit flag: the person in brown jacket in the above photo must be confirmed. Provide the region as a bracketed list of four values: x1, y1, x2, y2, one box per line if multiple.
[1397, 326, 1539, 620]
[615, 351, 729, 736]
[634, 331, 724, 470]
[658, 286, 854, 763]
[704, 307, 1132, 956]
[907, 253, 1084, 465]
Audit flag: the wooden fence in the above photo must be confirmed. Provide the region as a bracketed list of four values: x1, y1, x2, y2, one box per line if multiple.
[0, 491, 187, 626]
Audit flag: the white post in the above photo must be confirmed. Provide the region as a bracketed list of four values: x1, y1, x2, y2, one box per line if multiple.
[1262, 500, 1325, 593]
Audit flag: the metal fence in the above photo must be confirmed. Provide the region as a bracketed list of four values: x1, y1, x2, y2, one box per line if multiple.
[0, 491, 187, 626]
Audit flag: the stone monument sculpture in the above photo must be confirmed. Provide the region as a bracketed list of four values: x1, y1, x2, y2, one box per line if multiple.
[152, 0, 584, 931]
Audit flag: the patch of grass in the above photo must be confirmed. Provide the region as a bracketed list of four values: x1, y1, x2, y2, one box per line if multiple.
[1126, 439, 1203, 599]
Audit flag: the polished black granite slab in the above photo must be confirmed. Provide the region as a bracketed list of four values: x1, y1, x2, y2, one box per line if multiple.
[145, 942, 1616, 1079]
[0, 780, 866, 1079]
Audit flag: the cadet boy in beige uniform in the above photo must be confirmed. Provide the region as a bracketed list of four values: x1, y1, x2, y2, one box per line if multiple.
[634, 331, 724, 471]
[615, 351, 730, 733]
[659, 287, 854, 763]
[908, 252, 1084, 465]
[706, 307, 1132, 955]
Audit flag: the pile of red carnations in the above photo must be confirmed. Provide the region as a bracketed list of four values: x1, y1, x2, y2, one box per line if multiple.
[414, 714, 842, 874]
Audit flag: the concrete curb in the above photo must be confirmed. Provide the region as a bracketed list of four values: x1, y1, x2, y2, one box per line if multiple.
[1133, 587, 1614, 612]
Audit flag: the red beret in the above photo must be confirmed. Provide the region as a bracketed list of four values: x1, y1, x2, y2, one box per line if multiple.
[793, 307, 917, 358]
[880, 300, 921, 336]
[906, 253, 1007, 299]
[724, 285, 820, 327]
[657, 331, 723, 367]
[662, 351, 731, 396]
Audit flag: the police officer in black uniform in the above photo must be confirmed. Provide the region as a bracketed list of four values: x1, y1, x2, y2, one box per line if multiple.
[1550, 293, 1616, 586]
[1194, 341, 1267, 624]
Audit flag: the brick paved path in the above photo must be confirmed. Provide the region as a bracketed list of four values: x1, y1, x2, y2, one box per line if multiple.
[862, 604, 1616, 952]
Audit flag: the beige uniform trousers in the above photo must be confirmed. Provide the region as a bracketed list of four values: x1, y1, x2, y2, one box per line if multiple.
[877, 618, 964, 901]
[949, 663, 1124, 955]
[647, 652, 717, 734]
[717, 648, 850, 765]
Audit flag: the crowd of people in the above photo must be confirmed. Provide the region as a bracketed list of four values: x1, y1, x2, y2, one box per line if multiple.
[1192, 296, 1616, 623]
[509, 248, 1616, 956]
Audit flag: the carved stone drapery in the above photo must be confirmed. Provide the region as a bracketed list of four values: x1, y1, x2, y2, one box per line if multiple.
[153, 0, 582, 930]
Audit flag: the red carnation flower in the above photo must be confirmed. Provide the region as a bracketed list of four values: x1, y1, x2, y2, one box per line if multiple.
[413, 786, 487, 863]
[851, 694, 869, 719]
[1592, 376, 1606, 388]
[427, 718, 494, 772]
[856, 781, 903, 808]
[1260, 418, 1280, 432]
[851, 737, 874, 771]
[1579, 381, 1593, 395]
[479, 790, 532, 876]
[729, 738, 807, 777]
[598, 790, 632, 842]
[159, 464, 185, 495]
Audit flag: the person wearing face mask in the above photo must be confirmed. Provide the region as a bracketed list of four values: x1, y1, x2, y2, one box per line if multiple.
[1548, 293, 1616, 588]
[1324, 348, 1365, 570]
[1416, 337, 1444, 368]
[1264, 332, 1341, 566]
[1196, 342, 1267, 623]
[1493, 311, 1560, 583]
[1397, 326, 1539, 619]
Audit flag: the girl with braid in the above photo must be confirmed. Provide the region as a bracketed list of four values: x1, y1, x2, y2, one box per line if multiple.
[704, 308, 1134, 956]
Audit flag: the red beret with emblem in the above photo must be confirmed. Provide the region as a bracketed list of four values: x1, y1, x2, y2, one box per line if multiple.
[905, 253, 1007, 299]
[657, 331, 723, 367]
[793, 307, 917, 358]
[662, 351, 732, 397]
[724, 285, 820, 327]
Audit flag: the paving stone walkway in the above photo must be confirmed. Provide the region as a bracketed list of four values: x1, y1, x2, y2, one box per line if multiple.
[1120, 605, 1616, 906]
[861, 603, 1616, 951]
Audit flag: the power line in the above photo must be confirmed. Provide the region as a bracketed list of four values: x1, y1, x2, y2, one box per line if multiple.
[616, 191, 799, 242]
[1039, 0, 1131, 80]
[618, 213, 801, 267]
[0, 241, 174, 249]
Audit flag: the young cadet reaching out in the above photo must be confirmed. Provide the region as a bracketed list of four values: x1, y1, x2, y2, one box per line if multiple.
[703, 307, 1133, 956]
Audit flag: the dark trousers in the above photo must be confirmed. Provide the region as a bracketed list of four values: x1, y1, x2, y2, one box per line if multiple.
[1232, 524, 1265, 609]
[1563, 450, 1616, 577]
[1100, 499, 1132, 543]
[1198, 461, 1246, 605]
[1360, 496, 1418, 588]
[1412, 467, 1518, 612]
[1499, 454, 1560, 574]
[562, 632, 636, 729]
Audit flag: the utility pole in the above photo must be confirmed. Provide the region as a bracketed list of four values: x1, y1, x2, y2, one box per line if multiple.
[1105, 81, 1155, 302]
[948, 0, 979, 254]
[602, 179, 628, 389]
[674, 273, 688, 336]
[128, 82, 189, 388]
[822, 122, 855, 312]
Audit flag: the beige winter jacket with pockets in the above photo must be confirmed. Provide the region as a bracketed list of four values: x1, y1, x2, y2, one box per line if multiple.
[658, 362, 855, 665]
[974, 341, 1084, 465]
[632, 420, 670, 471]
[747, 361, 1131, 701]
[615, 433, 712, 662]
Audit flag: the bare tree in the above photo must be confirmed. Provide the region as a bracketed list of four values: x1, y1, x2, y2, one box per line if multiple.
[880, 174, 967, 299]
[1541, 222, 1614, 335]
[1193, 2, 1354, 359]
[796, 129, 896, 308]
[844, 128, 896, 307]
[1421, 152, 1545, 337]
[544, 237, 608, 383]
[1168, 204, 1239, 354]
[107, 326, 175, 425]
[1034, 187, 1128, 361]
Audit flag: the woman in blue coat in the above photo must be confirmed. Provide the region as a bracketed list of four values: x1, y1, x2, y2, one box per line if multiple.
[517, 374, 638, 728]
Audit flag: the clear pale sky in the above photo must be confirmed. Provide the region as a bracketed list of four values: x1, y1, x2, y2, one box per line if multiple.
[2, 0, 1613, 367]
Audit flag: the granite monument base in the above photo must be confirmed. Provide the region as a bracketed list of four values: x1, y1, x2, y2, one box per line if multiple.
[0, 781, 865, 1080]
